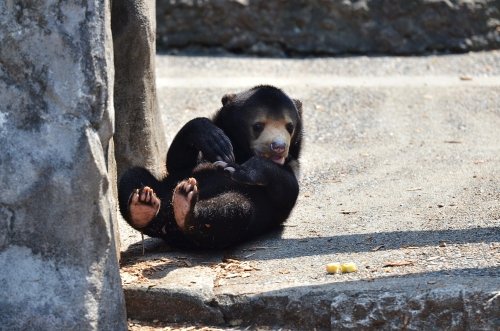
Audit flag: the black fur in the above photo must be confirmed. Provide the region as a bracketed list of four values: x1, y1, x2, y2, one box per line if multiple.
[118, 85, 303, 249]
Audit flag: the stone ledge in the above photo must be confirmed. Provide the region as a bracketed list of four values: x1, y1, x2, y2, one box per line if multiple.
[124, 275, 500, 329]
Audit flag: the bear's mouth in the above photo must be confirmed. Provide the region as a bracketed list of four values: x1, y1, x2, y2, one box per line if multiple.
[256, 151, 286, 165]
[271, 155, 286, 165]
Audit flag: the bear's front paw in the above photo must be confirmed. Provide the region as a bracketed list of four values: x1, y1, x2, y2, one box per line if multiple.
[195, 124, 234, 163]
[214, 161, 267, 186]
[213, 160, 236, 174]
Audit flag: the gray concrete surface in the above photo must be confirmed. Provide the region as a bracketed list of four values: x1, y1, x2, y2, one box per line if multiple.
[120, 51, 500, 329]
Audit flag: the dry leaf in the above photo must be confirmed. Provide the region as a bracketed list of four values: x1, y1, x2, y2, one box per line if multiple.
[182, 260, 193, 267]
[243, 246, 278, 251]
[383, 260, 414, 267]
[339, 211, 357, 215]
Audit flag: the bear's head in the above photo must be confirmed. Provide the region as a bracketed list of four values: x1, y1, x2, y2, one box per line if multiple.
[214, 85, 303, 165]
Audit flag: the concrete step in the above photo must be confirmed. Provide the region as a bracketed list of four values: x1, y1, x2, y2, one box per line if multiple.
[120, 51, 500, 330]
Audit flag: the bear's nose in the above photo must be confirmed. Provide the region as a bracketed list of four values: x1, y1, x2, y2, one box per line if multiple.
[270, 141, 286, 154]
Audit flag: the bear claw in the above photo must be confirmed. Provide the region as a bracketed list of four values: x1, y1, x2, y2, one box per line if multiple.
[213, 160, 236, 173]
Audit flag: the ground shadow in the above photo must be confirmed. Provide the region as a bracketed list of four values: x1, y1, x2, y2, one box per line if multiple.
[229, 226, 500, 260]
[121, 226, 498, 263]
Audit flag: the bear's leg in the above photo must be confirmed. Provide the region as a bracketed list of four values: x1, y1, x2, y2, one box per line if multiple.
[172, 177, 199, 230]
[173, 179, 254, 248]
[128, 186, 161, 228]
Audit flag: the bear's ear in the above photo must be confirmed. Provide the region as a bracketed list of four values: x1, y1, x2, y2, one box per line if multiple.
[293, 99, 303, 117]
[221, 93, 236, 106]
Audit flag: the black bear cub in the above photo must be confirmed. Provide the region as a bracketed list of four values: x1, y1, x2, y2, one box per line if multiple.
[118, 85, 303, 249]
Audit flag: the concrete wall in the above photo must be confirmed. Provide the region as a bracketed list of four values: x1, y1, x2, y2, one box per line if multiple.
[157, 0, 500, 56]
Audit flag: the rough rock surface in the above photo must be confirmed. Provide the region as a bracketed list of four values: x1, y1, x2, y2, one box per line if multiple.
[330, 285, 500, 330]
[112, 0, 168, 180]
[0, 1, 126, 330]
[157, 0, 500, 55]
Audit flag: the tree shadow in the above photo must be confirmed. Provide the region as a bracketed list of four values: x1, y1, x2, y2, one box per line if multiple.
[229, 226, 500, 260]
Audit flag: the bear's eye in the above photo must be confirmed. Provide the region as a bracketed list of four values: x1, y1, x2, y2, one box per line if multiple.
[286, 123, 294, 134]
[252, 122, 265, 133]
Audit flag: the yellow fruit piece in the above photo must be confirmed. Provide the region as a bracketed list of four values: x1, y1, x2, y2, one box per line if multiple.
[326, 263, 341, 274]
[341, 262, 358, 273]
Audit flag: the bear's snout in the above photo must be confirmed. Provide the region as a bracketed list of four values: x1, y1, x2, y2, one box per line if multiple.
[270, 141, 286, 154]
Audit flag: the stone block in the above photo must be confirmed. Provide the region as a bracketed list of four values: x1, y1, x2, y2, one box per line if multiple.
[0, 1, 126, 329]
[331, 287, 500, 330]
